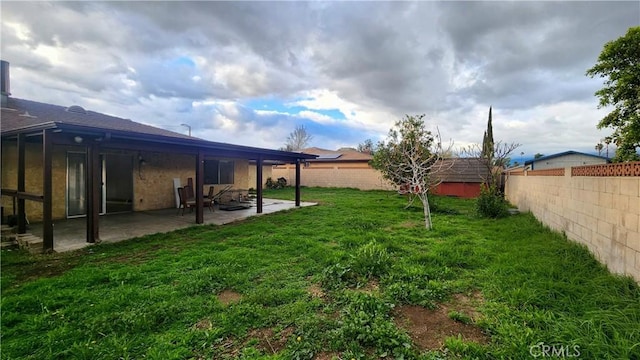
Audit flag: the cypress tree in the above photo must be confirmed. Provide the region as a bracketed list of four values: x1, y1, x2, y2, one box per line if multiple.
[482, 107, 494, 158]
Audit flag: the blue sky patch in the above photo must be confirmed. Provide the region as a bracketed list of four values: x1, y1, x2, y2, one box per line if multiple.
[244, 98, 346, 120]
[170, 56, 196, 68]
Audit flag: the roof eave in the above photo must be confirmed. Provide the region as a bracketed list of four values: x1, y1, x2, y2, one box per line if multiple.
[2, 122, 317, 161]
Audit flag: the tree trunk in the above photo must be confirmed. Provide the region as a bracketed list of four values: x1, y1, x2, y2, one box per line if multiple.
[420, 193, 433, 229]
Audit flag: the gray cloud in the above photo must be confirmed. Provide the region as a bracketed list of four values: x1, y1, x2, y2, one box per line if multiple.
[1, 1, 638, 154]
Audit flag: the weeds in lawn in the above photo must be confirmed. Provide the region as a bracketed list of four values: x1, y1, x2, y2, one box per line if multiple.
[448, 310, 472, 324]
[351, 241, 391, 279]
[2, 187, 639, 359]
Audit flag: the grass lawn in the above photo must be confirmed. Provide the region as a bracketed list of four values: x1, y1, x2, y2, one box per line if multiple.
[2, 187, 639, 359]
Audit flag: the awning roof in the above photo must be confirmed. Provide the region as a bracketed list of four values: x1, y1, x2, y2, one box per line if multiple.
[1, 97, 317, 162]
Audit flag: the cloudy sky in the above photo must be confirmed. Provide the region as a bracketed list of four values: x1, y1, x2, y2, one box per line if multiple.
[2, 1, 638, 161]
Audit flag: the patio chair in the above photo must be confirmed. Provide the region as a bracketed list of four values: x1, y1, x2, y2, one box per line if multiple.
[205, 186, 215, 212]
[177, 187, 196, 215]
[211, 185, 234, 205]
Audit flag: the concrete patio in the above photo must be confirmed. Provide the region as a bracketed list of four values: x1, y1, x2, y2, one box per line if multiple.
[24, 199, 316, 252]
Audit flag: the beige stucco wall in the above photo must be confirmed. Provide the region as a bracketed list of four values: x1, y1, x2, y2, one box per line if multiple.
[505, 168, 640, 281]
[273, 162, 395, 190]
[248, 164, 273, 189]
[2, 140, 250, 220]
[532, 154, 608, 170]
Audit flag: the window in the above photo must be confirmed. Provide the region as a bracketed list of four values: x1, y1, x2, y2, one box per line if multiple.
[204, 159, 235, 184]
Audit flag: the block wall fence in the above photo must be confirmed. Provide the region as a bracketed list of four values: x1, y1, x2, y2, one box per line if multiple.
[505, 162, 640, 282]
[272, 163, 396, 191]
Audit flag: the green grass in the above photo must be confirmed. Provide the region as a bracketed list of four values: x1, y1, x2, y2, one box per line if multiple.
[2, 187, 639, 359]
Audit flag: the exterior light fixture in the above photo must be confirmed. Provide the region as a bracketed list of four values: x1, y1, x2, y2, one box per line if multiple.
[73, 136, 83, 144]
[180, 123, 191, 136]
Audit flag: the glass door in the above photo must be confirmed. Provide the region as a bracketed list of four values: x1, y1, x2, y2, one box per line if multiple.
[66, 152, 105, 218]
[67, 153, 86, 217]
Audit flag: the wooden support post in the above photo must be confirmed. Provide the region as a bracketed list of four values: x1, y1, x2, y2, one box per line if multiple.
[17, 133, 26, 234]
[295, 159, 301, 207]
[195, 151, 204, 224]
[86, 142, 100, 243]
[42, 129, 54, 252]
[256, 157, 263, 214]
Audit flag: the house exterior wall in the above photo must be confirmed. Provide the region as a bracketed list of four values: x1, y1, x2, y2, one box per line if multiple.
[531, 154, 607, 170]
[1, 141, 250, 221]
[272, 161, 395, 190]
[133, 150, 195, 211]
[2, 141, 83, 222]
[248, 163, 273, 189]
[505, 163, 640, 282]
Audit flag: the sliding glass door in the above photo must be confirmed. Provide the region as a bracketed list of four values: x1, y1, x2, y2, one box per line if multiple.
[66, 152, 106, 217]
[67, 152, 134, 217]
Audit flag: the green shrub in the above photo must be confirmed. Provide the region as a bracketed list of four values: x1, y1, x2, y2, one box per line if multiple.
[476, 184, 509, 218]
[265, 177, 287, 189]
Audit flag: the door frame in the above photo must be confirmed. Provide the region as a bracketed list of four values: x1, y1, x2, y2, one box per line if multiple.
[66, 151, 106, 218]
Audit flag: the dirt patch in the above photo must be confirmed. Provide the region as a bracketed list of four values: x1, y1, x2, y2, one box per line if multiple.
[211, 327, 294, 358]
[308, 283, 325, 299]
[394, 300, 488, 350]
[352, 279, 379, 294]
[217, 290, 242, 305]
[449, 291, 484, 321]
[399, 220, 421, 228]
[314, 352, 340, 360]
[193, 318, 212, 330]
[247, 327, 295, 354]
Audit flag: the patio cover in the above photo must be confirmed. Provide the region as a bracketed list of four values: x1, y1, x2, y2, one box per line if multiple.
[1, 97, 317, 251]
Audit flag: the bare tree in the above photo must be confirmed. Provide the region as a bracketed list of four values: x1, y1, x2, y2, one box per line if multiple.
[357, 139, 376, 154]
[283, 125, 313, 151]
[461, 141, 521, 189]
[371, 114, 453, 229]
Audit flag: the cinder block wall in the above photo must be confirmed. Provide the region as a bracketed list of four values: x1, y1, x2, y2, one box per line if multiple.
[505, 165, 640, 281]
[273, 163, 395, 190]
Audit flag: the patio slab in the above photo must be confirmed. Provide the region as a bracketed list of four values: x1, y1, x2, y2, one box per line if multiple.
[24, 199, 316, 252]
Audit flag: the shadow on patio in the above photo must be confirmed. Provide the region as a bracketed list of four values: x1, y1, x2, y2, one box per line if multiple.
[25, 199, 316, 252]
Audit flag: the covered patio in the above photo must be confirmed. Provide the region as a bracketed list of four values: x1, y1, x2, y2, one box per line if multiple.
[1, 61, 318, 253]
[26, 198, 317, 252]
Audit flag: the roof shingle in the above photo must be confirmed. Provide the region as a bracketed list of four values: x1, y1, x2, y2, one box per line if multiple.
[1, 97, 192, 140]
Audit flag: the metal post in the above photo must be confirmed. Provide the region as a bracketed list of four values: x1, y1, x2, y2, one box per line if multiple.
[86, 142, 100, 243]
[256, 157, 263, 214]
[42, 129, 53, 251]
[295, 159, 301, 207]
[17, 133, 26, 234]
[195, 151, 204, 224]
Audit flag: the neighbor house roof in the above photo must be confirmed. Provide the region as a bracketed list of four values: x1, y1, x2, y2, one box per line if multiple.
[300, 147, 373, 162]
[1, 97, 316, 162]
[524, 150, 609, 166]
[434, 158, 490, 183]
